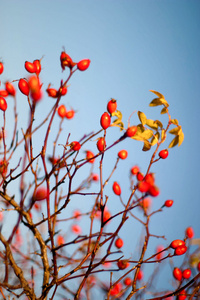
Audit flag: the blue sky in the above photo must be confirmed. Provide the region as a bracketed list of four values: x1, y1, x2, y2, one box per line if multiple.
[1, 0, 200, 297]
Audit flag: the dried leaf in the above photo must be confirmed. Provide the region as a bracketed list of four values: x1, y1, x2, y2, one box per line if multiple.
[142, 140, 152, 151]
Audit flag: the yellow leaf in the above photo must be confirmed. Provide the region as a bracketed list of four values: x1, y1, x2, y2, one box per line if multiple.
[178, 131, 184, 146]
[151, 132, 160, 146]
[149, 98, 164, 107]
[160, 107, 168, 114]
[146, 119, 158, 130]
[169, 127, 180, 135]
[142, 140, 151, 151]
[171, 119, 179, 125]
[140, 129, 153, 139]
[168, 136, 179, 148]
[138, 111, 147, 125]
[136, 124, 145, 134]
[154, 120, 163, 128]
[149, 90, 165, 99]
[161, 129, 166, 143]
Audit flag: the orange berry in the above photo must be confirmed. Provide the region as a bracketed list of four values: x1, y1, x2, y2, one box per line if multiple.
[57, 104, 67, 118]
[115, 238, 123, 249]
[113, 181, 121, 196]
[86, 150, 95, 163]
[118, 149, 128, 159]
[125, 126, 137, 137]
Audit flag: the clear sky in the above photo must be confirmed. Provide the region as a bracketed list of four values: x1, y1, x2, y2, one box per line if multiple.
[1, 0, 200, 297]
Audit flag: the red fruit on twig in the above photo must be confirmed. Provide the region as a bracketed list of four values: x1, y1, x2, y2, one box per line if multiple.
[0, 97, 7, 111]
[77, 59, 90, 71]
[118, 150, 128, 160]
[159, 149, 168, 159]
[125, 126, 137, 137]
[18, 79, 29, 96]
[113, 181, 121, 196]
[100, 112, 111, 130]
[107, 98, 117, 114]
[173, 267, 182, 281]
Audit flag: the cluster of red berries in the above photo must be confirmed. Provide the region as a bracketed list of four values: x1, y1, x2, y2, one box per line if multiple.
[57, 104, 75, 119]
[131, 166, 160, 197]
[60, 51, 90, 72]
[170, 239, 187, 256]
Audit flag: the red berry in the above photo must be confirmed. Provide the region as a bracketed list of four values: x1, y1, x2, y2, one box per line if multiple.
[107, 99, 117, 114]
[31, 90, 42, 102]
[173, 267, 182, 281]
[117, 260, 129, 270]
[103, 210, 111, 223]
[177, 289, 187, 300]
[118, 150, 128, 160]
[73, 210, 81, 220]
[156, 245, 164, 260]
[46, 88, 58, 98]
[0, 62, 4, 74]
[57, 235, 65, 246]
[115, 238, 123, 249]
[86, 150, 95, 163]
[71, 141, 81, 151]
[174, 245, 187, 256]
[125, 126, 137, 137]
[77, 59, 90, 71]
[136, 270, 143, 281]
[18, 79, 29, 96]
[197, 262, 200, 272]
[100, 112, 111, 130]
[60, 52, 75, 70]
[66, 110, 75, 119]
[71, 224, 82, 234]
[137, 172, 144, 181]
[28, 76, 40, 93]
[0, 160, 8, 176]
[57, 105, 67, 118]
[25, 61, 36, 73]
[124, 277, 132, 286]
[144, 173, 155, 186]
[34, 187, 48, 201]
[110, 282, 122, 296]
[138, 181, 149, 193]
[170, 239, 185, 249]
[113, 181, 121, 196]
[0, 97, 7, 111]
[59, 86, 67, 96]
[159, 149, 169, 159]
[141, 197, 152, 210]
[131, 165, 140, 175]
[148, 185, 160, 197]
[28, 76, 42, 102]
[185, 226, 194, 239]
[5, 82, 16, 96]
[165, 200, 174, 207]
[33, 59, 41, 75]
[182, 268, 191, 279]
[97, 137, 106, 152]
[0, 90, 9, 97]
[92, 173, 99, 181]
